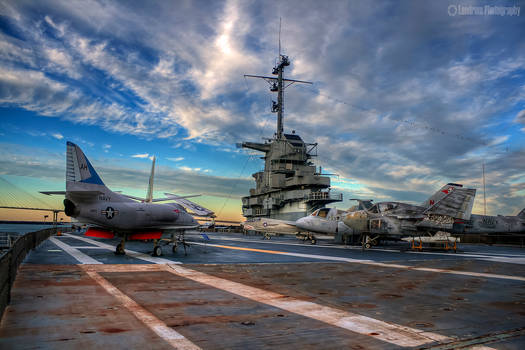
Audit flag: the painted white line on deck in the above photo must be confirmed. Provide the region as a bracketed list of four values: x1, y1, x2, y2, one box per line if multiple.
[63, 233, 181, 264]
[49, 237, 102, 264]
[70, 246, 108, 249]
[189, 242, 525, 282]
[81, 266, 200, 350]
[161, 264, 450, 347]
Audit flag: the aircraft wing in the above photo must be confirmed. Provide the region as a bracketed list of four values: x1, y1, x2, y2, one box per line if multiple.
[41, 190, 103, 199]
[120, 193, 202, 203]
[151, 193, 201, 202]
[40, 191, 67, 195]
[167, 196, 214, 217]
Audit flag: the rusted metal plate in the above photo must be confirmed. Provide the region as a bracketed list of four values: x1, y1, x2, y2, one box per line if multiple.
[190, 262, 525, 341]
[0, 265, 173, 349]
[1, 261, 524, 349]
[1, 231, 525, 349]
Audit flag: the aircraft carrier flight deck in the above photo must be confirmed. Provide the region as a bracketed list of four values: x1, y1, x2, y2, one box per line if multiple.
[1, 230, 524, 349]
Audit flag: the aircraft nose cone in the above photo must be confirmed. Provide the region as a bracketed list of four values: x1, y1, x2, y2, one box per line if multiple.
[295, 217, 308, 230]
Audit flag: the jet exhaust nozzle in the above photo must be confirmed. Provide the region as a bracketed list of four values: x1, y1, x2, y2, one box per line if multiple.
[63, 199, 79, 217]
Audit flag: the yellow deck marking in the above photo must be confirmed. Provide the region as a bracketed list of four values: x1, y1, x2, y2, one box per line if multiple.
[191, 242, 525, 282]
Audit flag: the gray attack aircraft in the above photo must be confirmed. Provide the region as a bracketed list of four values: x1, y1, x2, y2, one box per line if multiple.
[455, 209, 525, 235]
[42, 141, 213, 256]
[242, 207, 353, 244]
[343, 183, 477, 249]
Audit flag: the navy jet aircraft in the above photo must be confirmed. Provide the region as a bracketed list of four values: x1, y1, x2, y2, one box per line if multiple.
[242, 207, 357, 243]
[343, 183, 476, 249]
[42, 141, 213, 256]
[455, 209, 525, 234]
[295, 208, 352, 235]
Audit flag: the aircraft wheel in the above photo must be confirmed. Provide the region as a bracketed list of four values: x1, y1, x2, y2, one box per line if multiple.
[153, 246, 162, 257]
[115, 243, 125, 255]
[365, 243, 371, 249]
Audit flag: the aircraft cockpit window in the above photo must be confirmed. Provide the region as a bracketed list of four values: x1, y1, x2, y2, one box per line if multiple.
[357, 201, 373, 211]
[317, 208, 330, 218]
[379, 203, 397, 212]
[369, 204, 379, 214]
[311, 209, 320, 216]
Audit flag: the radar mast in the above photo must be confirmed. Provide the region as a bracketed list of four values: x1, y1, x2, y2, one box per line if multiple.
[244, 18, 312, 139]
[240, 21, 342, 222]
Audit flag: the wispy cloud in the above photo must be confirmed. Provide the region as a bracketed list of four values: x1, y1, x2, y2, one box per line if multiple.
[0, 0, 523, 216]
[51, 133, 63, 140]
[131, 153, 149, 159]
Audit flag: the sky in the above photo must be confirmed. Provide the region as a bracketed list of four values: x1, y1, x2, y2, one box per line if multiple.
[0, 0, 524, 222]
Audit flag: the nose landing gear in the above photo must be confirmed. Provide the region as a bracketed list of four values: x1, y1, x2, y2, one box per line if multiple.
[115, 238, 126, 255]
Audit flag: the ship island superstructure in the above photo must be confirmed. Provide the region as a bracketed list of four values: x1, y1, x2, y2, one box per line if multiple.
[240, 51, 342, 221]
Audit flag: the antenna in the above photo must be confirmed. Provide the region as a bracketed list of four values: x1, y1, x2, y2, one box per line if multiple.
[244, 19, 312, 140]
[279, 17, 281, 57]
[482, 161, 486, 215]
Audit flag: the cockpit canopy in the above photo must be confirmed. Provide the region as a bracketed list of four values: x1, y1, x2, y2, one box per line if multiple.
[369, 202, 398, 214]
[311, 208, 331, 218]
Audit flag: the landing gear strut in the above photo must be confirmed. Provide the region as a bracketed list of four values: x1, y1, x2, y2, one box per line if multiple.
[152, 239, 162, 257]
[362, 234, 379, 250]
[115, 239, 126, 255]
[169, 232, 190, 256]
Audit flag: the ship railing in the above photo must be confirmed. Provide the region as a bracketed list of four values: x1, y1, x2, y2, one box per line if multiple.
[1, 228, 57, 322]
[305, 192, 343, 201]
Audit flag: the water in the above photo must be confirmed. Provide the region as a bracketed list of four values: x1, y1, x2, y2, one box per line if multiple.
[0, 223, 71, 235]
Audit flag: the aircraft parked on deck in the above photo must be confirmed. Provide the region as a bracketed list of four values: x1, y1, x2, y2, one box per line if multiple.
[343, 183, 476, 249]
[42, 141, 213, 256]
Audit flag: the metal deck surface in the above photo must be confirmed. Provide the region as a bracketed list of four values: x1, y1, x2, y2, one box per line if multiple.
[1, 231, 524, 349]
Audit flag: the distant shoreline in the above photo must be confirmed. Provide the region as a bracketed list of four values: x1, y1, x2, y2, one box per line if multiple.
[0, 221, 71, 225]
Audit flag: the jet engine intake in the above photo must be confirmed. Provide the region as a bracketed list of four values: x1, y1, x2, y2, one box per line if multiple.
[343, 212, 368, 232]
[64, 199, 80, 217]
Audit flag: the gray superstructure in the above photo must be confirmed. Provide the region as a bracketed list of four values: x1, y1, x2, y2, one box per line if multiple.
[241, 52, 342, 221]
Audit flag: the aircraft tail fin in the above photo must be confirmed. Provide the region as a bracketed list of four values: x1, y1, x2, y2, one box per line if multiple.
[66, 141, 106, 187]
[422, 183, 464, 209]
[518, 208, 525, 219]
[423, 184, 476, 220]
[146, 156, 155, 203]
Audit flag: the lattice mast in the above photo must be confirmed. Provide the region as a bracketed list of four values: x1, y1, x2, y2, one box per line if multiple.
[244, 19, 312, 139]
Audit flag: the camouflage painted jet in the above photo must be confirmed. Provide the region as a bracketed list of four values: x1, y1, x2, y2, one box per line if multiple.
[42, 141, 213, 256]
[455, 209, 525, 234]
[343, 183, 476, 249]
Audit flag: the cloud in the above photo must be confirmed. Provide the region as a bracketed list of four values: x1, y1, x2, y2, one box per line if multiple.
[179, 166, 202, 172]
[131, 153, 149, 158]
[51, 133, 63, 140]
[168, 157, 184, 162]
[515, 110, 525, 125]
[0, 0, 524, 216]
[0, 143, 252, 200]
